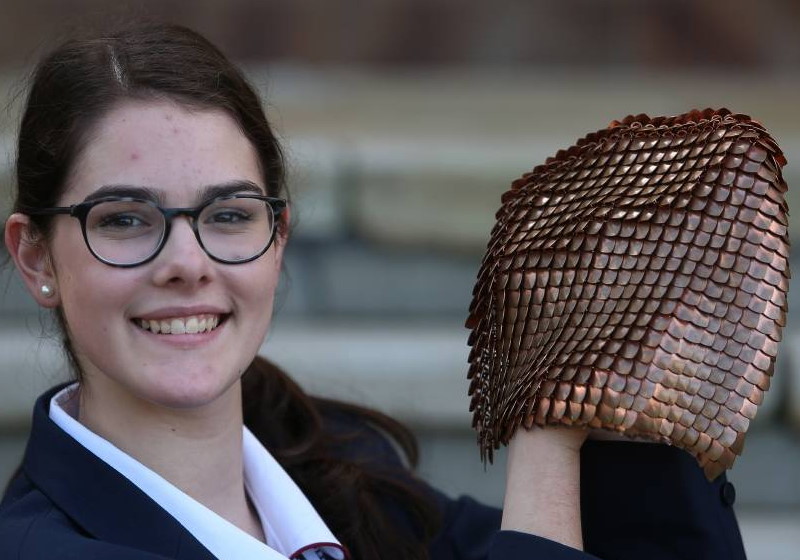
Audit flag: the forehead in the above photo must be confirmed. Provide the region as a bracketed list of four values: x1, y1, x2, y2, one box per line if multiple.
[63, 99, 263, 203]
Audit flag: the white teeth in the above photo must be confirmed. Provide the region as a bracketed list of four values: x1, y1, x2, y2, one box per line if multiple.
[185, 317, 199, 334]
[170, 319, 186, 335]
[137, 314, 222, 335]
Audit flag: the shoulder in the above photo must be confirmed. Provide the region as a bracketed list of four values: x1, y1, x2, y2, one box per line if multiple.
[1, 473, 166, 560]
[580, 440, 747, 559]
[317, 405, 507, 554]
[318, 400, 412, 470]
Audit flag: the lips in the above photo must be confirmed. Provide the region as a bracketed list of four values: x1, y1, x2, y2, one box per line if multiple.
[134, 314, 225, 335]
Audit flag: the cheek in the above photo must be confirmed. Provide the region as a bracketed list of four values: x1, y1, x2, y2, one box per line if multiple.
[60, 282, 119, 343]
[56, 264, 139, 345]
[242, 258, 282, 325]
[48, 224, 95, 297]
[252, 246, 282, 287]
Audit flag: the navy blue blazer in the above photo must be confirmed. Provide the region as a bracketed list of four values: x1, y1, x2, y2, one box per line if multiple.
[1, 385, 747, 559]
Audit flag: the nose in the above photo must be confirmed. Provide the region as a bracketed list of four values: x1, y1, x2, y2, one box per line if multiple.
[150, 217, 213, 288]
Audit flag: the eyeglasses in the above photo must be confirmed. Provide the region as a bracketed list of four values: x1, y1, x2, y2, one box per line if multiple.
[26, 194, 287, 267]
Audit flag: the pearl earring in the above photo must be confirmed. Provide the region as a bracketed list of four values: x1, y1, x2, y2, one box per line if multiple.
[40, 285, 54, 298]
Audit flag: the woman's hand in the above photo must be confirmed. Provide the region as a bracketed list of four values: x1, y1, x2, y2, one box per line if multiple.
[501, 425, 589, 550]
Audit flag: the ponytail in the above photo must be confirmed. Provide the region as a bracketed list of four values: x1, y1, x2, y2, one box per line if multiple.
[241, 356, 441, 560]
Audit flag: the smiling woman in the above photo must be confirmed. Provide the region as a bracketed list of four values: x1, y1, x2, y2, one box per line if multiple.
[19, 100, 282, 412]
[0, 20, 748, 560]
[0, 23, 442, 560]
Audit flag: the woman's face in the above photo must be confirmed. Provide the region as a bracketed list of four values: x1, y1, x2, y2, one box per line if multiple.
[46, 99, 284, 410]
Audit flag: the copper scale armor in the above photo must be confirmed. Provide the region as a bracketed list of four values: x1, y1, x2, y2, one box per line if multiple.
[466, 109, 789, 480]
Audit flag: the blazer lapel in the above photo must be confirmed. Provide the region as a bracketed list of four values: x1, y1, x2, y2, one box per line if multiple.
[22, 385, 217, 560]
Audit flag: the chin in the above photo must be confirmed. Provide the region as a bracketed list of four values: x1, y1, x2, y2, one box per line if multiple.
[137, 367, 242, 411]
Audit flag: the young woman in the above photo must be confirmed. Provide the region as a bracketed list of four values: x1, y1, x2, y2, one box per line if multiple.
[1, 22, 746, 560]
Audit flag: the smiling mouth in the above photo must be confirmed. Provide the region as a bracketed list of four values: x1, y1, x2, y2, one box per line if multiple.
[134, 314, 227, 335]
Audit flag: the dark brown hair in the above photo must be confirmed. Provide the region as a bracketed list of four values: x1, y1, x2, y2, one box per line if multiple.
[12, 21, 439, 559]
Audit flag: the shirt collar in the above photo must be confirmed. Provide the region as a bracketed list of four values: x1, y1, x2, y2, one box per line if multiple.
[49, 384, 345, 560]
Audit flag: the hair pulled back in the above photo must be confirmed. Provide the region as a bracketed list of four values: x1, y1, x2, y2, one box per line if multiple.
[15, 22, 285, 230]
[12, 21, 439, 559]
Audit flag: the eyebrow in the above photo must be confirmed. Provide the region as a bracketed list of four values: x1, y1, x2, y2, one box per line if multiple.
[83, 185, 162, 204]
[82, 181, 265, 205]
[199, 181, 264, 202]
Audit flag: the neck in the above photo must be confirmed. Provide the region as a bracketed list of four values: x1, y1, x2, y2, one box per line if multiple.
[75, 378, 265, 542]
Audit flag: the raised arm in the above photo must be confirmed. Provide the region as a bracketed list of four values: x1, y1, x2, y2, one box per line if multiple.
[501, 427, 588, 550]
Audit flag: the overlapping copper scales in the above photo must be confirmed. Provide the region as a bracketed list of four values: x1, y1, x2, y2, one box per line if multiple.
[466, 108, 789, 480]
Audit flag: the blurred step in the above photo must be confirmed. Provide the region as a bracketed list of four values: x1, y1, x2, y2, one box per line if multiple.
[0, 317, 793, 426]
[0, 317, 798, 514]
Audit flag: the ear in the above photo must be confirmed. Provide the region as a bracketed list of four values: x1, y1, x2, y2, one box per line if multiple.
[4, 213, 61, 308]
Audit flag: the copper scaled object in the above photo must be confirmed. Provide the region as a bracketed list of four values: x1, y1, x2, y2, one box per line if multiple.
[466, 108, 789, 480]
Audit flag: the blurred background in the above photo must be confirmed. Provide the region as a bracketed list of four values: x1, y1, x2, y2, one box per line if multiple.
[1, 0, 799, 557]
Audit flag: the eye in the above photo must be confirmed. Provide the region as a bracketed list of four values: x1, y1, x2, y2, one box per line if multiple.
[206, 208, 254, 224]
[86, 200, 161, 244]
[97, 213, 149, 229]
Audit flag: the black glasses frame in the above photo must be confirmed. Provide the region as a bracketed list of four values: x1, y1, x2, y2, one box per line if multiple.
[26, 194, 288, 267]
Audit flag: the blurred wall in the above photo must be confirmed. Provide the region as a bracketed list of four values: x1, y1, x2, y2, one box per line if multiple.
[2, 0, 800, 68]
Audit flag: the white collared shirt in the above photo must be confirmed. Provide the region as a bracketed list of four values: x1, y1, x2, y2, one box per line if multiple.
[49, 384, 345, 560]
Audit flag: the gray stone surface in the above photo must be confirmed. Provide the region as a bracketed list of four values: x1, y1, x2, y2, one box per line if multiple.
[260, 68, 800, 243]
[0, 321, 66, 422]
[738, 510, 800, 560]
[0, 434, 25, 488]
[0, 258, 39, 315]
[783, 333, 800, 430]
[283, 241, 478, 317]
[727, 427, 800, 508]
[263, 319, 473, 427]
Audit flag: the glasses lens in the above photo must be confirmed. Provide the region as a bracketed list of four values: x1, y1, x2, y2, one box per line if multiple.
[198, 197, 274, 262]
[85, 200, 165, 265]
